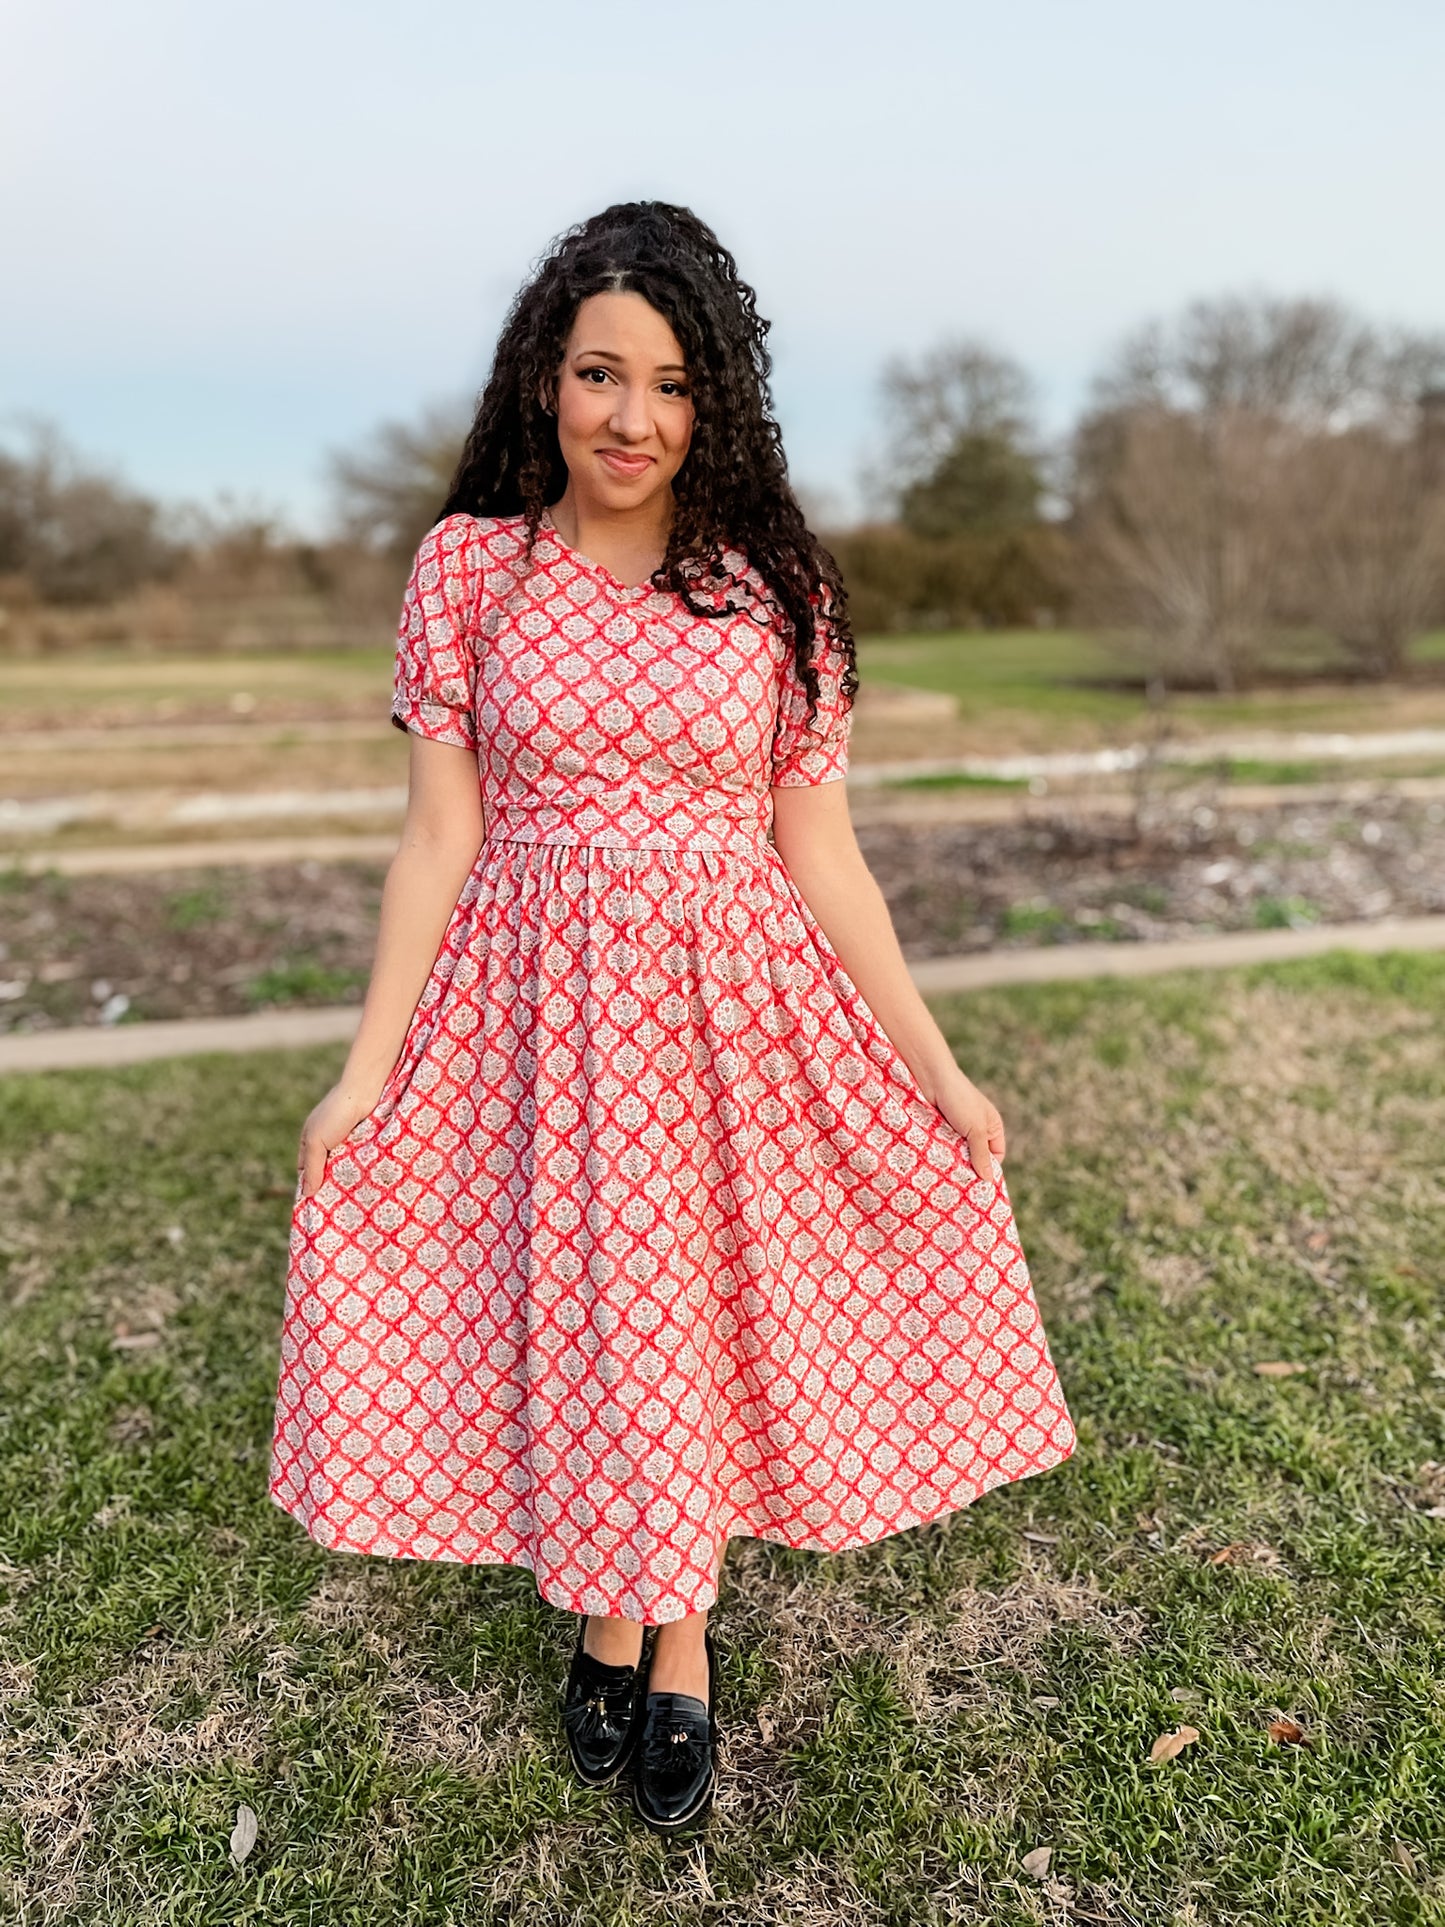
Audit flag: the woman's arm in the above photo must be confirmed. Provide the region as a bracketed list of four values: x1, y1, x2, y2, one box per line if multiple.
[770, 779, 1006, 1180]
[296, 734, 485, 1195]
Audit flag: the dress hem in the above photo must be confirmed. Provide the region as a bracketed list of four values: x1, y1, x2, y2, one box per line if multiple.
[266, 1428, 1077, 1625]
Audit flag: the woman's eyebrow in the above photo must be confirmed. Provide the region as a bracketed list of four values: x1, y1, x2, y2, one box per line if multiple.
[571, 347, 688, 374]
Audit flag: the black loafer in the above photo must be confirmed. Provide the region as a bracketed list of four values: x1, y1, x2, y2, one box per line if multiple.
[561, 1615, 650, 1786]
[632, 1623, 719, 1834]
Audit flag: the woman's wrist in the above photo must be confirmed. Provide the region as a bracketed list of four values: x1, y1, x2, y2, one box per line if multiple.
[340, 1043, 400, 1106]
[913, 1053, 969, 1108]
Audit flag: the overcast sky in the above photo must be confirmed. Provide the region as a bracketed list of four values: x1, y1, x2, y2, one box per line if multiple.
[5, 0, 1443, 531]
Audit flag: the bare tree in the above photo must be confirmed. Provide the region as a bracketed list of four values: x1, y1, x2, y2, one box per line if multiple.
[329, 399, 471, 562]
[0, 417, 176, 604]
[1075, 402, 1298, 691]
[866, 338, 1039, 514]
[1077, 293, 1445, 687]
[1289, 401, 1445, 677]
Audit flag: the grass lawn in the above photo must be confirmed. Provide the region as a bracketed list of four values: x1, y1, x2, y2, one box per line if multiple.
[2, 954, 1443, 1924]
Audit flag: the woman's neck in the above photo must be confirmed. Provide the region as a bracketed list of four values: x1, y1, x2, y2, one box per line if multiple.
[547, 484, 674, 587]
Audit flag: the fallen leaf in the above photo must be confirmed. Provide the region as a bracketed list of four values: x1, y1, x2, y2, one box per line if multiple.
[756, 1712, 775, 1744]
[230, 1803, 258, 1866]
[1208, 1541, 1281, 1568]
[1304, 1231, 1329, 1253]
[1021, 1530, 1060, 1546]
[1149, 1724, 1200, 1762]
[1031, 1695, 1062, 1709]
[1392, 1839, 1417, 1874]
[1266, 1717, 1307, 1745]
[1424, 1505, 1445, 1520]
[1021, 1845, 1052, 1879]
[1168, 1687, 1195, 1704]
[1253, 1361, 1309, 1378]
[112, 1331, 162, 1352]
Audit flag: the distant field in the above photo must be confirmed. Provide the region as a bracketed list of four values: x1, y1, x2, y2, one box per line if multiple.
[0, 649, 388, 731]
[860, 628, 1445, 749]
[2, 631, 1444, 768]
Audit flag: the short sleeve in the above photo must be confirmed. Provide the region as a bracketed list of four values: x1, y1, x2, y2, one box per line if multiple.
[389, 514, 484, 750]
[769, 595, 852, 788]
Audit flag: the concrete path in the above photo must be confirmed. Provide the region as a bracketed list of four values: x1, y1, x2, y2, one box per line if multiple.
[848, 725, 1445, 785]
[6, 833, 403, 876]
[4, 914, 1443, 1076]
[9, 728, 1445, 843]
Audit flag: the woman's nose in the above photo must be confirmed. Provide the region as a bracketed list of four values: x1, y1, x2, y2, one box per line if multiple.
[610, 387, 652, 440]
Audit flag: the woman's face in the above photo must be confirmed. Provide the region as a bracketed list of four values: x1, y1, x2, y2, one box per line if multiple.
[552, 291, 695, 513]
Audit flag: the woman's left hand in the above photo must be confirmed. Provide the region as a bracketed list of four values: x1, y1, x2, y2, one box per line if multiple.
[930, 1068, 1006, 1181]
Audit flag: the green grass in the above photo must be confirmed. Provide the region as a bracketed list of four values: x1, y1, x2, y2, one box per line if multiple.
[243, 959, 371, 1008]
[162, 884, 229, 931]
[1253, 896, 1322, 930]
[1203, 757, 1328, 786]
[884, 771, 1031, 792]
[2, 953, 1443, 1923]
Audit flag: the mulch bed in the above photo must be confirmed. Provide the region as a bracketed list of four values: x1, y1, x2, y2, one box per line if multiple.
[2, 791, 1442, 1033]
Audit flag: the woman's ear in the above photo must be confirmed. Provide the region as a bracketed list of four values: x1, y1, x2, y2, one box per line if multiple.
[536, 376, 556, 417]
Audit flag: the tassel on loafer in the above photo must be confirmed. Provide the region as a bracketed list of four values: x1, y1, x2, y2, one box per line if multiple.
[561, 1615, 651, 1785]
[632, 1622, 719, 1835]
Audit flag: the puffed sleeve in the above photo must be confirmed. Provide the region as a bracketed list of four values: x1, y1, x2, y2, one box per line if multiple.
[389, 514, 484, 750]
[769, 593, 852, 788]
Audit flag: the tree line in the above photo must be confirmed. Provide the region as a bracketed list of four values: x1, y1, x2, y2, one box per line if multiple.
[4, 290, 1444, 687]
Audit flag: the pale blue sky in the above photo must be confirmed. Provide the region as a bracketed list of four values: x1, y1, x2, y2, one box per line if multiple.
[5, 0, 1443, 530]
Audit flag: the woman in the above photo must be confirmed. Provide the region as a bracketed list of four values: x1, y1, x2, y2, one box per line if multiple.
[268, 201, 1076, 1836]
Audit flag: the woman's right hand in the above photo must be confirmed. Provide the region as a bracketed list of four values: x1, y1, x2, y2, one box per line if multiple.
[296, 1082, 384, 1198]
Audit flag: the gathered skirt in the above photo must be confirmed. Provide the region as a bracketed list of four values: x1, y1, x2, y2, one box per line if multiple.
[267, 832, 1077, 1621]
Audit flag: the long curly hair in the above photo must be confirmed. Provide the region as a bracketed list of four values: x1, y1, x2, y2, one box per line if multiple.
[439, 201, 857, 731]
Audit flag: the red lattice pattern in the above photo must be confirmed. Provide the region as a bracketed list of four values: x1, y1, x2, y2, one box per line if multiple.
[268, 510, 1077, 1622]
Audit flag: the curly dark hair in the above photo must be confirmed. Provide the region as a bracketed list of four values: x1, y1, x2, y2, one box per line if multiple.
[439, 200, 857, 731]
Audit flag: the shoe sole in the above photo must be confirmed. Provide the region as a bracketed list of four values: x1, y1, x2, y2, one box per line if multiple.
[569, 1740, 638, 1788]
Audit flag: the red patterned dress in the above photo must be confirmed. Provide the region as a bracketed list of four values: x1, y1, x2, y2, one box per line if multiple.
[267, 508, 1076, 1622]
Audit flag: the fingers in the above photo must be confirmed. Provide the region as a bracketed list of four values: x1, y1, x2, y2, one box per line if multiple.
[297, 1137, 328, 1200]
[966, 1125, 996, 1183]
[965, 1102, 1006, 1181]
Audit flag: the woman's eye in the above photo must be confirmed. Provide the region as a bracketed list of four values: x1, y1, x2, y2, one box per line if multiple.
[660, 381, 690, 398]
[579, 367, 611, 384]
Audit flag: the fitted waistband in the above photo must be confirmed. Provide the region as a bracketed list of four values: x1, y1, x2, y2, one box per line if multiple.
[481, 790, 771, 858]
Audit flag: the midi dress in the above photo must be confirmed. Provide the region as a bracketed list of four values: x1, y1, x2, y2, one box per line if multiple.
[267, 507, 1077, 1623]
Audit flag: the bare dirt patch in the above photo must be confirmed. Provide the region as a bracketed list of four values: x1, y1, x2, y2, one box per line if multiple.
[4, 792, 1443, 1033]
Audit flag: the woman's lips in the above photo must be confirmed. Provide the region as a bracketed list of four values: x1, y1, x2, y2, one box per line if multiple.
[597, 449, 654, 478]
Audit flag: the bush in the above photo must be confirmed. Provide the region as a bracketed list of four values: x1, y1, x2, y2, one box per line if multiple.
[823, 522, 1074, 632]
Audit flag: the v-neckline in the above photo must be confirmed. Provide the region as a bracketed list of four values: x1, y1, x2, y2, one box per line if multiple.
[539, 506, 663, 598]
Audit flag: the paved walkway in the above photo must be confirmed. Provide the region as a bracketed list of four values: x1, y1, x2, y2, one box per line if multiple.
[4, 915, 1442, 1075]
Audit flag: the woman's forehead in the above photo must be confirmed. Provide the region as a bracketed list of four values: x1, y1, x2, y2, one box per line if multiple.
[566, 290, 685, 361]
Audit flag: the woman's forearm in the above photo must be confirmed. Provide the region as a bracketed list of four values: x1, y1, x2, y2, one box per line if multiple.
[335, 829, 482, 1107]
[780, 845, 963, 1105]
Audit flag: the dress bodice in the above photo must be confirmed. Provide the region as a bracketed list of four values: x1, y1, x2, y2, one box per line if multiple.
[389, 511, 852, 858]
